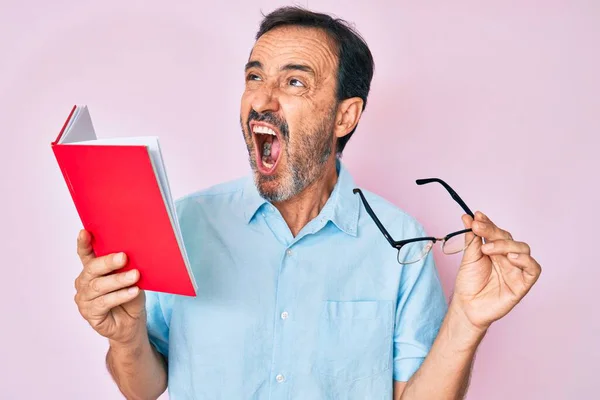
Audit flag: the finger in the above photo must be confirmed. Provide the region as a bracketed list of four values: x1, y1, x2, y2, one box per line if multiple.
[474, 211, 495, 225]
[82, 269, 140, 301]
[78, 253, 128, 289]
[87, 286, 141, 318]
[85, 252, 128, 278]
[505, 253, 542, 282]
[476, 211, 514, 240]
[77, 229, 95, 264]
[471, 216, 512, 241]
[481, 239, 531, 256]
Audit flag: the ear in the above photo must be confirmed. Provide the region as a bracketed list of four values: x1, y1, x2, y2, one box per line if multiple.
[333, 97, 364, 139]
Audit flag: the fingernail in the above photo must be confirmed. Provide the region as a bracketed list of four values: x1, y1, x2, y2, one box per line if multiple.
[126, 270, 137, 280]
[508, 253, 519, 259]
[114, 253, 125, 264]
[128, 286, 139, 295]
[482, 243, 494, 251]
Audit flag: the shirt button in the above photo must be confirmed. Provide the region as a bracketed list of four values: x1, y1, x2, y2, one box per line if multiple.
[276, 374, 285, 383]
[281, 311, 289, 320]
[286, 249, 292, 256]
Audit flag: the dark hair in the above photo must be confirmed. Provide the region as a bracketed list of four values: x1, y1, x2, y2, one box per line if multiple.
[255, 6, 374, 155]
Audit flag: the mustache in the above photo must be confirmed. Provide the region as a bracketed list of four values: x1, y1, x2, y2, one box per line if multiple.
[247, 109, 289, 141]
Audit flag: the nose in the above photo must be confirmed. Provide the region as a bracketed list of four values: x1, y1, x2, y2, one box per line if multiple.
[251, 85, 280, 114]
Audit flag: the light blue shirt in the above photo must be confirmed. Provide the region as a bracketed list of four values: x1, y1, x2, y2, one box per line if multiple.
[145, 160, 448, 399]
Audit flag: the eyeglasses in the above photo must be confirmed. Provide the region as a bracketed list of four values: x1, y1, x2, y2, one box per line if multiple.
[353, 178, 477, 265]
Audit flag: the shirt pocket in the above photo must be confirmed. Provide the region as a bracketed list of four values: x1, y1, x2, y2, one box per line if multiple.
[313, 300, 394, 384]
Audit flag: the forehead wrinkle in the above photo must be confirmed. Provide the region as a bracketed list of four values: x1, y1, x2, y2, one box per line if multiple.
[251, 28, 338, 81]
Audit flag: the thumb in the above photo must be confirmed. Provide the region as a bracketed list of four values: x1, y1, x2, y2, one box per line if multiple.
[460, 214, 483, 264]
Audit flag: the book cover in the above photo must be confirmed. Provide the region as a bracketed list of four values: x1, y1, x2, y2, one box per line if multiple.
[51, 105, 197, 296]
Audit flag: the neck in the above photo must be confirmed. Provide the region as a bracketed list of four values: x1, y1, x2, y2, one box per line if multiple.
[274, 157, 339, 237]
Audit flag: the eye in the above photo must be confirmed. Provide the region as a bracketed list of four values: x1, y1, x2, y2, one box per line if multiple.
[289, 78, 305, 87]
[246, 73, 261, 81]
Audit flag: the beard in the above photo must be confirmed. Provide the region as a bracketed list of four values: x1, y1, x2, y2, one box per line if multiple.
[240, 108, 336, 203]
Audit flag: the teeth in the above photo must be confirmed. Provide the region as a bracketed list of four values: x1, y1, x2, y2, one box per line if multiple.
[262, 153, 274, 169]
[253, 125, 276, 136]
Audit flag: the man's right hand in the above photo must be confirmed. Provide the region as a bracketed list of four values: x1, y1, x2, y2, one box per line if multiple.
[74, 229, 147, 345]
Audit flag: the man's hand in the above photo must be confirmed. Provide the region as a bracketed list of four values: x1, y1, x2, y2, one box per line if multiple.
[451, 211, 542, 333]
[74, 229, 147, 345]
[395, 213, 541, 400]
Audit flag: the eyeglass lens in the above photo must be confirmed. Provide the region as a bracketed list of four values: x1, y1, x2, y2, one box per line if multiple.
[397, 241, 434, 264]
[397, 233, 476, 265]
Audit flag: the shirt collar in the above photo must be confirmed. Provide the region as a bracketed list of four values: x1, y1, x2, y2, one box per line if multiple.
[242, 176, 268, 224]
[242, 159, 359, 237]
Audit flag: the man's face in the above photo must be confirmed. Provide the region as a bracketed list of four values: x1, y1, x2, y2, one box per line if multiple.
[240, 26, 339, 202]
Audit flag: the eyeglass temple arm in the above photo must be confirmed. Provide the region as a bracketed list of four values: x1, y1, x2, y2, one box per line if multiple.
[416, 178, 475, 218]
[352, 188, 397, 247]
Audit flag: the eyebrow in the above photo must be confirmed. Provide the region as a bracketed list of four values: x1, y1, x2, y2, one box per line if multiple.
[245, 60, 262, 71]
[281, 63, 315, 76]
[244, 61, 315, 76]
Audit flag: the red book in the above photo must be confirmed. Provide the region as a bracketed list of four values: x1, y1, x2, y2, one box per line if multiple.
[51, 105, 197, 296]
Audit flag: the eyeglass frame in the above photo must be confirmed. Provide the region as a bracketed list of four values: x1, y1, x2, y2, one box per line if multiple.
[353, 178, 477, 264]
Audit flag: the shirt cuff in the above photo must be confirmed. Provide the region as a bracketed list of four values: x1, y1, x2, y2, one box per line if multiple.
[393, 357, 425, 382]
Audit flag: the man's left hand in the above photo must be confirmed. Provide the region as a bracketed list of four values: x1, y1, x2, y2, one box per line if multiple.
[450, 211, 542, 334]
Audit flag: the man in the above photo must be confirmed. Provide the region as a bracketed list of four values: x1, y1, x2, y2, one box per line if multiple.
[73, 6, 541, 400]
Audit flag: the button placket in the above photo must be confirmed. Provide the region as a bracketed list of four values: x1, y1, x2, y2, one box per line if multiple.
[269, 244, 295, 396]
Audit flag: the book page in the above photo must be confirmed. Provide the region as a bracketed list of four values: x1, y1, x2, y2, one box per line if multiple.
[60, 106, 97, 144]
[143, 139, 194, 288]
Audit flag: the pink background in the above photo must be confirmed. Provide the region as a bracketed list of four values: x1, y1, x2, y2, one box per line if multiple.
[1, 0, 597, 398]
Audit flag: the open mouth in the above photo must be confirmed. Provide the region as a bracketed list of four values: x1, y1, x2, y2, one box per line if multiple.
[250, 121, 282, 175]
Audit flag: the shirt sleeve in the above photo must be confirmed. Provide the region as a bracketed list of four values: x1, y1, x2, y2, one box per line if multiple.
[393, 224, 448, 382]
[145, 290, 173, 358]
